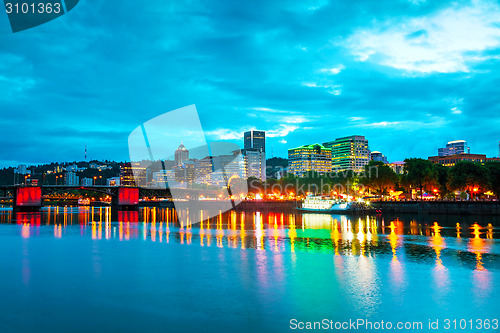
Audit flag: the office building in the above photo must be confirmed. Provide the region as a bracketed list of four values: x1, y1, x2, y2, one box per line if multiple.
[65, 172, 79, 186]
[323, 135, 370, 173]
[288, 144, 332, 177]
[438, 140, 470, 156]
[243, 130, 266, 181]
[175, 142, 189, 166]
[243, 148, 265, 181]
[120, 162, 146, 186]
[175, 160, 195, 184]
[370, 151, 388, 164]
[428, 153, 486, 167]
[244, 130, 265, 152]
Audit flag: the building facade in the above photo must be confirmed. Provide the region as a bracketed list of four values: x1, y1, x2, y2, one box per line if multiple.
[288, 144, 332, 177]
[243, 148, 265, 181]
[174, 142, 189, 166]
[107, 177, 121, 186]
[64, 172, 79, 186]
[120, 162, 146, 186]
[438, 140, 470, 156]
[387, 161, 405, 174]
[81, 177, 93, 186]
[153, 170, 175, 187]
[323, 135, 370, 173]
[243, 130, 266, 181]
[244, 131, 265, 152]
[428, 153, 487, 167]
[370, 151, 388, 164]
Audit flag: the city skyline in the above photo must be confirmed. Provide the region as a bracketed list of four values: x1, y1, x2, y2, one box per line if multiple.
[1, 0, 500, 167]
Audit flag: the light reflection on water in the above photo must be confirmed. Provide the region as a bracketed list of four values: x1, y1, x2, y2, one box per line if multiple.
[1, 207, 499, 269]
[0, 206, 499, 332]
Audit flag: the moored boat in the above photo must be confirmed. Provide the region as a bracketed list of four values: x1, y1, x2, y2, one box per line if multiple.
[297, 195, 380, 214]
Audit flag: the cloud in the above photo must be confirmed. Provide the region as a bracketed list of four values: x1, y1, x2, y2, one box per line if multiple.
[320, 65, 345, 75]
[301, 81, 343, 95]
[345, 0, 500, 74]
[205, 124, 299, 141]
[351, 117, 448, 130]
[451, 107, 462, 114]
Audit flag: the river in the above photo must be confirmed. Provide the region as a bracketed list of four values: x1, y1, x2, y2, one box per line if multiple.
[0, 206, 498, 332]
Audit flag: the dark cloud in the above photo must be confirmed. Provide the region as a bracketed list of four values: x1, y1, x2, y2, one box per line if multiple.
[0, 0, 499, 167]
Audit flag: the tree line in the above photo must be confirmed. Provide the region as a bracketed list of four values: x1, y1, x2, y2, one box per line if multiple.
[242, 158, 500, 200]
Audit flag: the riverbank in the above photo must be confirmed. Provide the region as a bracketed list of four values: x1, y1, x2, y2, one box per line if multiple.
[372, 201, 500, 215]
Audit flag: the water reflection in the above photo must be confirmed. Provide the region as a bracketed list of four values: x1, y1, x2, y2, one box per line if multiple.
[1, 208, 499, 273]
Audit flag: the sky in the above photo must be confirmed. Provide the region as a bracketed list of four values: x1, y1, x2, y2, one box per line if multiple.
[0, 0, 499, 167]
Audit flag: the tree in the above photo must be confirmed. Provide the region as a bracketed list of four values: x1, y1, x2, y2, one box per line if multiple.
[360, 161, 397, 195]
[434, 164, 450, 198]
[485, 162, 500, 199]
[403, 158, 437, 199]
[448, 161, 489, 199]
[266, 157, 288, 179]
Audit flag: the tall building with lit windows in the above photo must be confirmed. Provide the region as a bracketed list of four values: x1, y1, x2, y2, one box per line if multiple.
[243, 148, 265, 180]
[438, 140, 470, 156]
[288, 144, 332, 177]
[323, 135, 370, 173]
[243, 130, 266, 181]
[120, 162, 146, 186]
[244, 131, 265, 152]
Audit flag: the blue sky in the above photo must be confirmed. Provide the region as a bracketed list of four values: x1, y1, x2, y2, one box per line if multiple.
[1, 0, 499, 167]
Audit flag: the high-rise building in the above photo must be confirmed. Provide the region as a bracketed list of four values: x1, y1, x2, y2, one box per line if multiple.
[323, 135, 370, 173]
[370, 151, 388, 164]
[120, 162, 146, 186]
[243, 148, 265, 181]
[174, 142, 189, 166]
[244, 131, 265, 152]
[243, 130, 266, 181]
[65, 172, 79, 186]
[438, 140, 470, 156]
[288, 144, 332, 177]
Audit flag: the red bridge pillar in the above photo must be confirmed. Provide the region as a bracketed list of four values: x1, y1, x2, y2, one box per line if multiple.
[13, 187, 42, 212]
[111, 186, 139, 210]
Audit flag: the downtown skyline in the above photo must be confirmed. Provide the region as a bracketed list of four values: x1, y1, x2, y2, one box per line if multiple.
[1, 0, 500, 167]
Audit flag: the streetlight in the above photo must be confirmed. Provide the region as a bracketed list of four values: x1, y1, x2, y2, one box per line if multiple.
[93, 176, 97, 186]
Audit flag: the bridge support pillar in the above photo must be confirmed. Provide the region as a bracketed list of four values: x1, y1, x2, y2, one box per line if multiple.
[111, 187, 139, 220]
[13, 186, 42, 212]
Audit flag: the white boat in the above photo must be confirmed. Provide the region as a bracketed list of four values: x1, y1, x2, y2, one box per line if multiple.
[297, 196, 378, 214]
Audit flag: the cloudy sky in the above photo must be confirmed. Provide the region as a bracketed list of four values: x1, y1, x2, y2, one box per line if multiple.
[1, 0, 499, 167]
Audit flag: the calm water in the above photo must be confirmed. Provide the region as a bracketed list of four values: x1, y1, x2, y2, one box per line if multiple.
[0, 206, 499, 333]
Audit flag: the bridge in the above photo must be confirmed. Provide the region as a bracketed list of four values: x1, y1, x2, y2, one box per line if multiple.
[0, 185, 225, 212]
